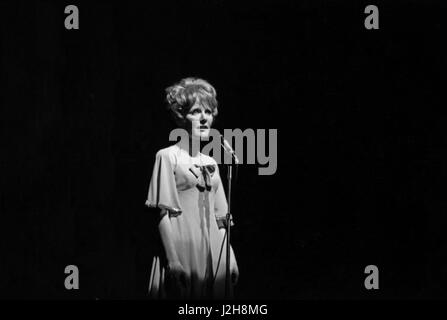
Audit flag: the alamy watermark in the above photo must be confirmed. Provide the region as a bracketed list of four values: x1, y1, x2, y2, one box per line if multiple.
[169, 128, 277, 176]
[64, 265, 79, 290]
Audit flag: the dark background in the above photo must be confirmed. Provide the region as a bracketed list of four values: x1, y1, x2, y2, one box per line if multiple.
[1, 0, 446, 299]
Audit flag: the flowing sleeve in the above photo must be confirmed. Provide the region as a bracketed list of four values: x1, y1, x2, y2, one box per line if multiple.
[145, 149, 182, 216]
[214, 165, 234, 228]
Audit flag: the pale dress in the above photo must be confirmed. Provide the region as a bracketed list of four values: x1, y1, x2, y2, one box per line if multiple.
[145, 144, 233, 299]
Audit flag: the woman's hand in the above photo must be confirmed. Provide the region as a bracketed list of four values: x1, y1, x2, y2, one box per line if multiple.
[230, 250, 239, 286]
[166, 260, 190, 297]
[158, 211, 190, 297]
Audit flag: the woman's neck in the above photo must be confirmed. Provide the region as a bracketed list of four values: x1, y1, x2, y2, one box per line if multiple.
[177, 135, 202, 158]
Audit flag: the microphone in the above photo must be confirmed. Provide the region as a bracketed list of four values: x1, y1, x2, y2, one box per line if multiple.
[220, 135, 240, 165]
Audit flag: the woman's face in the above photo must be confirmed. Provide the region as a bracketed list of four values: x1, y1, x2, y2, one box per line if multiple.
[185, 101, 213, 140]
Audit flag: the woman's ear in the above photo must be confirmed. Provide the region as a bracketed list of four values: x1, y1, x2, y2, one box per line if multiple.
[210, 116, 216, 127]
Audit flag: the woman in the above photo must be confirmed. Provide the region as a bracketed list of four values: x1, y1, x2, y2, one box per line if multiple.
[145, 77, 239, 299]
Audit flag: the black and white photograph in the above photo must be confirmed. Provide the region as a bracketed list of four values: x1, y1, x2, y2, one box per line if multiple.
[1, 0, 447, 306]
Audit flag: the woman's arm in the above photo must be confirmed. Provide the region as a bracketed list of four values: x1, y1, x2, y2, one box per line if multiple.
[158, 209, 180, 264]
[158, 209, 189, 295]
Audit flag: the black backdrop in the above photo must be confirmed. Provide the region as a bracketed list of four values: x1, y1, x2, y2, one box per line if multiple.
[1, 0, 446, 299]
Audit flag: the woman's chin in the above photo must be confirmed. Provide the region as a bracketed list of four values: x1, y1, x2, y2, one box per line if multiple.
[192, 130, 210, 140]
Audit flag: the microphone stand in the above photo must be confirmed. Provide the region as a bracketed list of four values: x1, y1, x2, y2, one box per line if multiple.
[223, 149, 239, 299]
[220, 136, 239, 299]
[225, 161, 233, 299]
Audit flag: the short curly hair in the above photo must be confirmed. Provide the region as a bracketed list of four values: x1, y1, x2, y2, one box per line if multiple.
[165, 77, 218, 126]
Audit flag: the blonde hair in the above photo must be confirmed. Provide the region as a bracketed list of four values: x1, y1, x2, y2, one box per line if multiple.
[165, 77, 218, 126]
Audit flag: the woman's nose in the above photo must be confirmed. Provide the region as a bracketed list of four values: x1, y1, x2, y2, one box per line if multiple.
[199, 111, 209, 121]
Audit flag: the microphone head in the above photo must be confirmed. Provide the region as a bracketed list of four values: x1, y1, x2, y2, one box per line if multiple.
[222, 138, 232, 152]
[220, 136, 239, 164]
